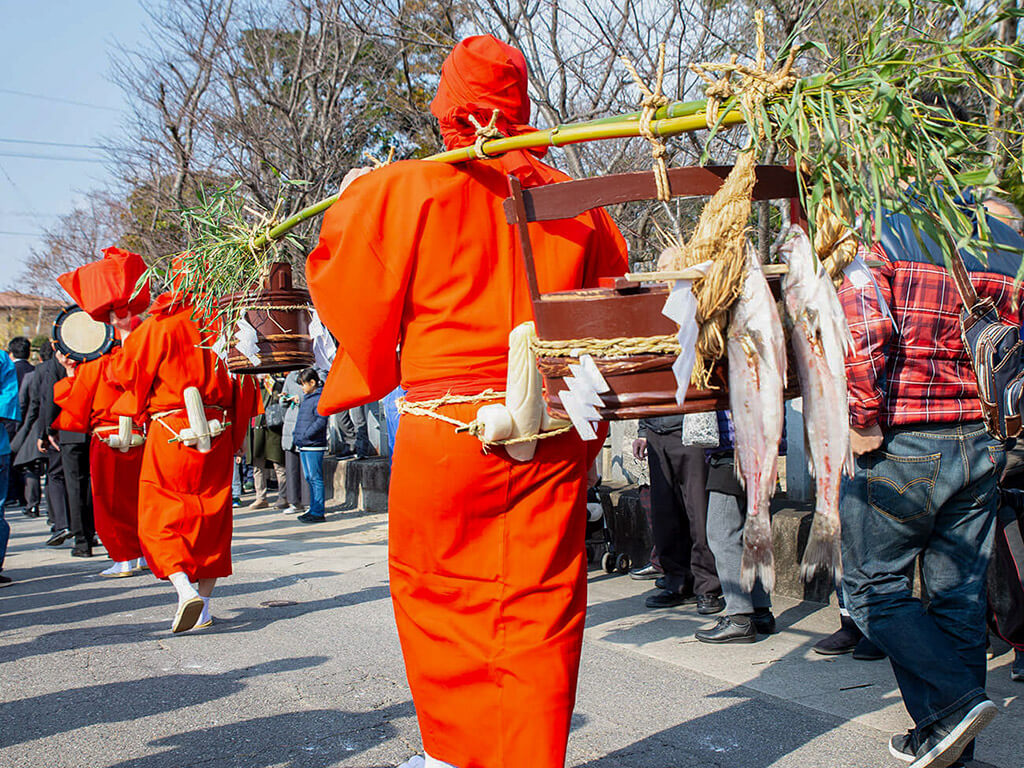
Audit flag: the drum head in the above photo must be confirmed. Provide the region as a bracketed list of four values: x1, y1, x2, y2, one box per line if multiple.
[53, 305, 116, 363]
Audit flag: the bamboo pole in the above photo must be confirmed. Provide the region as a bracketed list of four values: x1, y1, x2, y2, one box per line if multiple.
[255, 107, 750, 248]
[253, 72, 838, 248]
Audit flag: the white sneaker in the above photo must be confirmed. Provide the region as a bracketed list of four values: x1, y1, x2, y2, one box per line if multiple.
[285, 504, 304, 514]
[100, 561, 136, 578]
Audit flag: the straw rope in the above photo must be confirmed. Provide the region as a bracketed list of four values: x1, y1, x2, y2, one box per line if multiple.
[231, 333, 310, 343]
[814, 194, 858, 287]
[663, 9, 798, 389]
[237, 304, 313, 312]
[468, 109, 506, 158]
[396, 389, 573, 449]
[532, 334, 681, 358]
[620, 44, 672, 201]
[362, 148, 396, 168]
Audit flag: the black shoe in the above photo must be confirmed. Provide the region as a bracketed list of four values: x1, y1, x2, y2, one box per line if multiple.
[889, 731, 920, 763]
[645, 589, 696, 609]
[629, 563, 662, 580]
[752, 610, 777, 635]
[695, 615, 757, 644]
[813, 616, 862, 655]
[70, 546, 93, 558]
[654, 576, 667, 590]
[296, 512, 326, 524]
[696, 593, 726, 615]
[0, 574, 12, 588]
[22, 505, 40, 518]
[46, 528, 71, 547]
[852, 636, 885, 661]
[1012, 650, 1023, 682]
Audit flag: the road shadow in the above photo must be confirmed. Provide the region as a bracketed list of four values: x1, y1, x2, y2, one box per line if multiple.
[100, 701, 415, 768]
[0, 656, 328, 749]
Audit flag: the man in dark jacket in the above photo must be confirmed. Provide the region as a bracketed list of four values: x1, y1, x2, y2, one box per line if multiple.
[293, 368, 328, 523]
[47, 350, 94, 557]
[632, 413, 721, 613]
[13, 343, 70, 543]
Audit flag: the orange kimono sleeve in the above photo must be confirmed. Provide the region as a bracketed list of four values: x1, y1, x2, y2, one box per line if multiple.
[109, 318, 160, 418]
[53, 360, 101, 433]
[305, 170, 414, 415]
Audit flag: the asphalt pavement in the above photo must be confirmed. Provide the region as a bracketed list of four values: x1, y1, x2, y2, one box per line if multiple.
[1, 496, 1021, 768]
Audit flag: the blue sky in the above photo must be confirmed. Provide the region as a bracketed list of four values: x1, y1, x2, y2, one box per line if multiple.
[0, 0, 147, 287]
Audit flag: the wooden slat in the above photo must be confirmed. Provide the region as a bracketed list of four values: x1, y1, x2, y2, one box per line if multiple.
[623, 263, 789, 282]
[503, 165, 799, 224]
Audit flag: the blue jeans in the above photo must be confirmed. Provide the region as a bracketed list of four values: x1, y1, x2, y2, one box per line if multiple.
[0, 454, 11, 571]
[841, 422, 1003, 739]
[300, 450, 326, 518]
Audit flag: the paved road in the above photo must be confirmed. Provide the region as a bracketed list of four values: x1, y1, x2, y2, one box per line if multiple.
[1, 499, 1021, 768]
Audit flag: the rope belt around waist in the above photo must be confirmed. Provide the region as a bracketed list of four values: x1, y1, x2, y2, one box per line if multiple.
[93, 422, 146, 449]
[396, 389, 572, 451]
[151, 406, 231, 446]
[94, 424, 145, 435]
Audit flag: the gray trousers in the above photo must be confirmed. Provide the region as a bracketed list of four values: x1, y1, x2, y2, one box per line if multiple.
[706, 490, 772, 615]
[253, 460, 287, 505]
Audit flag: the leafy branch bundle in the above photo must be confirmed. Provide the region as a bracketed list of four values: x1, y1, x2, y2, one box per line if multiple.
[745, 0, 1024, 266]
[138, 180, 307, 334]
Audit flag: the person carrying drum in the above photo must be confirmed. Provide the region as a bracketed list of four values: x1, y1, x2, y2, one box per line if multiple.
[109, 261, 260, 633]
[53, 248, 151, 578]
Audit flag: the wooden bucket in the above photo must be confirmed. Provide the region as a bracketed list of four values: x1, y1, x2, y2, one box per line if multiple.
[504, 165, 804, 420]
[220, 261, 314, 374]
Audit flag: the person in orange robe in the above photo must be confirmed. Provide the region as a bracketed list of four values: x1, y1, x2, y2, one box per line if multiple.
[306, 35, 628, 768]
[53, 247, 151, 578]
[109, 272, 259, 633]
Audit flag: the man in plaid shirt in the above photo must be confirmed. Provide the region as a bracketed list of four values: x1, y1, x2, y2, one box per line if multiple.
[837, 200, 1024, 768]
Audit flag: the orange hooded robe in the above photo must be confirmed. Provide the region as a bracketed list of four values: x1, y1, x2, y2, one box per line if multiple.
[54, 249, 151, 563]
[54, 351, 145, 562]
[306, 35, 627, 768]
[109, 293, 259, 581]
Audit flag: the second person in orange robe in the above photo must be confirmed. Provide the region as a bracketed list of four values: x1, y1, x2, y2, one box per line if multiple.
[110, 278, 259, 633]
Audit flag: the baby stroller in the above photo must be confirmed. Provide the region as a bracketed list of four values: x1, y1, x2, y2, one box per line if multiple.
[584, 480, 652, 575]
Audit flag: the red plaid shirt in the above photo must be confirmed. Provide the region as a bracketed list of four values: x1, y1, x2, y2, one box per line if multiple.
[839, 241, 1024, 429]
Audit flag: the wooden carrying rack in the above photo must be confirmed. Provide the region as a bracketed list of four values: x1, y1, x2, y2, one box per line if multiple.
[503, 165, 805, 420]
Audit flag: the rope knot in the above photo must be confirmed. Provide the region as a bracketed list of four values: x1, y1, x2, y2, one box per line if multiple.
[467, 109, 506, 158]
[620, 43, 672, 201]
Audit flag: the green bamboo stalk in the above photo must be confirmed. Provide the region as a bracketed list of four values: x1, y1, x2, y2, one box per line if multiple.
[255, 73, 839, 247]
[256, 105, 750, 247]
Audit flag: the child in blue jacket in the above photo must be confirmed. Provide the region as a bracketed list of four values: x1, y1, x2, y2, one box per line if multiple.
[293, 369, 328, 522]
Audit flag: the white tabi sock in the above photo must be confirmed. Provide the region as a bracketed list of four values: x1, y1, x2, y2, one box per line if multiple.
[101, 560, 134, 576]
[134, 557, 150, 571]
[197, 597, 211, 625]
[424, 753, 458, 768]
[396, 757, 425, 768]
[168, 571, 200, 603]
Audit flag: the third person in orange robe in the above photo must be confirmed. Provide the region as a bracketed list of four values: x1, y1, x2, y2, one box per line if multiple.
[54, 248, 150, 578]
